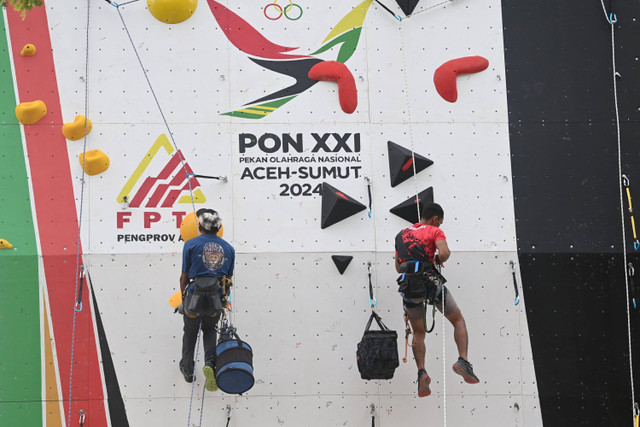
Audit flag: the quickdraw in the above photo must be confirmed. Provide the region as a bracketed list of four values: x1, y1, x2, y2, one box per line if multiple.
[622, 175, 640, 250]
[629, 263, 637, 310]
[510, 260, 520, 306]
[402, 310, 412, 363]
[367, 262, 377, 309]
[74, 266, 85, 312]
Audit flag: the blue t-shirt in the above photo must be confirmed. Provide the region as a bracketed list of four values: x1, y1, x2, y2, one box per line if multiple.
[182, 234, 235, 279]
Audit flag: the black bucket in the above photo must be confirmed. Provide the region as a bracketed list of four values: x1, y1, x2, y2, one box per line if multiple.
[215, 326, 254, 394]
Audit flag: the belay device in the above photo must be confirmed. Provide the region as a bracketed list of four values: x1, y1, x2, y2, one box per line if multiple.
[356, 263, 400, 380]
[215, 317, 255, 394]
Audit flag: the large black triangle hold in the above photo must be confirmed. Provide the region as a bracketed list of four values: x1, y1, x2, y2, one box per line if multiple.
[390, 187, 434, 224]
[321, 182, 366, 229]
[395, 0, 421, 16]
[387, 141, 434, 188]
[331, 255, 354, 274]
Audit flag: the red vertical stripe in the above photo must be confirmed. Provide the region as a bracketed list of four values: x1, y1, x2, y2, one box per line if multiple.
[6, 4, 107, 426]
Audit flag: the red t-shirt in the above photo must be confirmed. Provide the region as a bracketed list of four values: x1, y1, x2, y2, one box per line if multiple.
[395, 223, 446, 263]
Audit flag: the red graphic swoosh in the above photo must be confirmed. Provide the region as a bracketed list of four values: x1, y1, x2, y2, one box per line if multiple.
[207, 0, 309, 60]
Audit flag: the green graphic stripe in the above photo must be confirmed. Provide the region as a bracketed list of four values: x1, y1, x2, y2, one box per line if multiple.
[222, 96, 298, 119]
[0, 13, 42, 427]
[311, 27, 363, 63]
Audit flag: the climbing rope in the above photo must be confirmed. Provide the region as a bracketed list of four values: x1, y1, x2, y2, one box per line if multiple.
[105, 3, 212, 424]
[599, 1, 637, 423]
[67, 0, 92, 424]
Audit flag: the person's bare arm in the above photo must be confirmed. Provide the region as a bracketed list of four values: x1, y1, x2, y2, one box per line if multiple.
[180, 272, 189, 294]
[435, 239, 450, 264]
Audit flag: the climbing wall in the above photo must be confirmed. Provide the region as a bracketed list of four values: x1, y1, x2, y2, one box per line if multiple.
[0, 0, 543, 426]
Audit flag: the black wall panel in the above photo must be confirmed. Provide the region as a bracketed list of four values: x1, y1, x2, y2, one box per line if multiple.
[503, 0, 640, 424]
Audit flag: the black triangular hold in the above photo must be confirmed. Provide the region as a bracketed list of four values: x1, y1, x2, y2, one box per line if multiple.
[321, 182, 366, 229]
[395, 0, 420, 16]
[387, 141, 434, 188]
[390, 187, 434, 224]
[331, 255, 354, 274]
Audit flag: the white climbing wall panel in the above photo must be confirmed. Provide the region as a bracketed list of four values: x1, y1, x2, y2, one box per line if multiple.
[43, 0, 542, 425]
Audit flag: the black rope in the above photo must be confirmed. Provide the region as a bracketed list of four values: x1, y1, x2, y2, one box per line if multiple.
[187, 173, 227, 181]
[629, 263, 637, 310]
[374, 0, 402, 21]
[75, 267, 85, 312]
[367, 263, 376, 308]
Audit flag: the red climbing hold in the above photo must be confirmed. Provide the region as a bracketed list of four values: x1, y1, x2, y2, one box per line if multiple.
[308, 61, 358, 114]
[433, 56, 489, 103]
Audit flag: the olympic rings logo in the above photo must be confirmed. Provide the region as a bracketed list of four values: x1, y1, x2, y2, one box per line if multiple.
[264, 0, 303, 21]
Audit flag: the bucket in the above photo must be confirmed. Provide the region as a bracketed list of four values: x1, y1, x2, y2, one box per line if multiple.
[215, 326, 254, 394]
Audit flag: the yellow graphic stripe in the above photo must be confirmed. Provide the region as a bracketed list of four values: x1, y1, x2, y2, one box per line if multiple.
[322, 0, 373, 44]
[178, 188, 207, 204]
[44, 296, 63, 427]
[237, 108, 273, 116]
[116, 134, 174, 203]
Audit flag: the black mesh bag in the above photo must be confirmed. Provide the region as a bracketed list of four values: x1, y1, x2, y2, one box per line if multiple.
[356, 311, 399, 380]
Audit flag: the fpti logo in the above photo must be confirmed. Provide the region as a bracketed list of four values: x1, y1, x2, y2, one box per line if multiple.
[117, 134, 206, 208]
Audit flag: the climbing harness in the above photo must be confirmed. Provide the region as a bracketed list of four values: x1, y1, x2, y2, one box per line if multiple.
[510, 260, 520, 306]
[622, 175, 640, 250]
[599, 1, 637, 422]
[263, 0, 303, 21]
[374, 0, 403, 21]
[397, 260, 443, 333]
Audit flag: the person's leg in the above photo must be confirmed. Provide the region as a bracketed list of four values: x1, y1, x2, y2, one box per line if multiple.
[437, 287, 479, 383]
[201, 312, 221, 367]
[405, 301, 431, 397]
[436, 287, 467, 360]
[180, 314, 201, 378]
[200, 313, 221, 392]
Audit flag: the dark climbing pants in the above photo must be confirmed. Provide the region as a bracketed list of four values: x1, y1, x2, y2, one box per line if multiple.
[180, 312, 221, 374]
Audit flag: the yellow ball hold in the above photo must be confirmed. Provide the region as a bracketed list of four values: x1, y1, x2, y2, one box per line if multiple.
[15, 100, 47, 125]
[147, 0, 197, 24]
[62, 115, 93, 141]
[20, 44, 36, 56]
[180, 211, 223, 242]
[79, 149, 110, 176]
[0, 239, 14, 249]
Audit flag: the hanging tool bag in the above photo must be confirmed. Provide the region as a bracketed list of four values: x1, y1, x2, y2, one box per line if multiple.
[183, 276, 224, 318]
[215, 324, 255, 394]
[397, 261, 445, 304]
[356, 311, 399, 380]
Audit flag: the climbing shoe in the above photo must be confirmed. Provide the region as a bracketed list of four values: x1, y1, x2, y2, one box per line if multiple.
[452, 357, 480, 384]
[417, 369, 431, 397]
[203, 363, 218, 392]
[179, 363, 193, 383]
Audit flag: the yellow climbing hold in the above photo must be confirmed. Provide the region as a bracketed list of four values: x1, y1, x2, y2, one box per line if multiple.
[0, 239, 14, 249]
[62, 115, 92, 141]
[15, 100, 47, 125]
[20, 44, 36, 56]
[147, 0, 197, 24]
[79, 149, 110, 176]
[180, 211, 223, 242]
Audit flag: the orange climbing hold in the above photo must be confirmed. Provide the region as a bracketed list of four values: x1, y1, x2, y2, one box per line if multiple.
[0, 239, 14, 249]
[79, 150, 110, 176]
[180, 211, 223, 242]
[62, 115, 92, 141]
[308, 61, 358, 114]
[433, 56, 489, 103]
[15, 100, 47, 124]
[20, 44, 36, 56]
